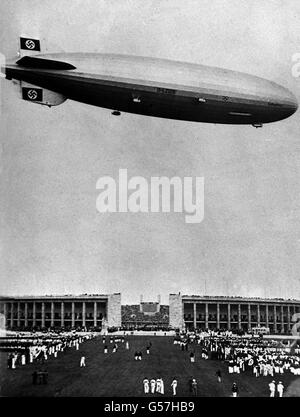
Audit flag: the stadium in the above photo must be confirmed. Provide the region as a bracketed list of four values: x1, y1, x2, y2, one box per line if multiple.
[1, 293, 300, 334]
[1, 292, 300, 398]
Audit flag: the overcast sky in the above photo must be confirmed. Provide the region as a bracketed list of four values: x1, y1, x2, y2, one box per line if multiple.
[0, 0, 300, 304]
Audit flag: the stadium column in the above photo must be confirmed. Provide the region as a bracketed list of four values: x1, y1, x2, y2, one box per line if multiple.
[205, 303, 209, 329]
[33, 302, 36, 327]
[274, 305, 277, 333]
[17, 302, 21, 328]
[217, 303, 220, 329]
[41, 302, 45, 328]
[238, 304, 241, 330]
[281, 305, 284, 334]
[72, 302, 75, 328]
[257, 304, 260, 327]
[94, 302, 97, 327]
[227, 304, 231, 330]
[24, 302, 28, 327]
[3, 303, 7, 328]
[61, 302, 64, 327]
[287, 305, 291, 333]
[193, 303, 197, 329]
[10, 303, 14, 328]
[51, 302, 54, 327]
[248, 304, 251, 332]
[82, 302, 86, 328]
[265, 305, 269, 329]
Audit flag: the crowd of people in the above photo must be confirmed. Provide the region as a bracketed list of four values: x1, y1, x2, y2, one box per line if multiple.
[201, 335, 300, 378]
[170, 329, 300, 396]
[2, 328, 299, 397]
[141, 375, 242, 397]
[173, 330, 300, 379]
[143, 378, 165, 394]
[141, 376, 203, 396]
[3, 332, 97, 370]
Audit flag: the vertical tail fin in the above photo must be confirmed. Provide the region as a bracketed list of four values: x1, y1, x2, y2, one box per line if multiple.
[19, 37, 41, 57]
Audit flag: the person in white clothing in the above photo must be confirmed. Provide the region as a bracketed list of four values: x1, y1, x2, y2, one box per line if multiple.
[150, 379, 156, 393]
[143, 378, 149, 394]
[160, 378, 165, 395]
[156, 378, 161, 393]
[269, 380, 276, 397]
[80, 356, 86, 367]
[171, 378, 177, 396]
[11, 356, 16, 369]
[277, 381, 284, 397]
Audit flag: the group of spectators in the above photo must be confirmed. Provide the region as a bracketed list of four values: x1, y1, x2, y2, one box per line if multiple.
[142, 375, 240, 397]
[4, 332, 96, 370]
[200, 335, 300, 377]
[173, 330, 300, 379]
[171, 329, 300, 396]
[143, 378, 166, 394]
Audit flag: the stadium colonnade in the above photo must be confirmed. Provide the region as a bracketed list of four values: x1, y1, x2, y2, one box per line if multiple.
[0, 294, 121, 331]
[170, 294, 300, 334]
[1, 293, 300, 334]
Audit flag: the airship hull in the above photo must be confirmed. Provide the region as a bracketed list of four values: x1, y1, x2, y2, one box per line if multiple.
[3, 53, 298, 125]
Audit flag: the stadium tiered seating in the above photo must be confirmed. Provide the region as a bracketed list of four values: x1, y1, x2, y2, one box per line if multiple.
[121, 305, 169, 330]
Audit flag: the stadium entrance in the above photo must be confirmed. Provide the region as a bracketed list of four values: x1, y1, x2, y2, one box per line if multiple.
[121, 295, 170, 331]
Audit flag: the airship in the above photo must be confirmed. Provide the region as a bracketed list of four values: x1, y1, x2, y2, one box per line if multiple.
[1, 37, 298, 126]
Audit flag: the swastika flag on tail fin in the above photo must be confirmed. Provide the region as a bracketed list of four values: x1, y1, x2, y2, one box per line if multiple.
[22, 87, 43, 102]
[20, 37, 41, 51]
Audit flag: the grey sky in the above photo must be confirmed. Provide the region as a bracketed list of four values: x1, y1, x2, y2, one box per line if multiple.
[0, 0, 300, 304]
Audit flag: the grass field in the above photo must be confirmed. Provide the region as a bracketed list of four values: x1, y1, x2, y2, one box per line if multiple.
[1, 335, 300, 397]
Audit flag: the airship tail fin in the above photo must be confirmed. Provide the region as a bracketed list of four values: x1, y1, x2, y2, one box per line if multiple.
[20, 81, 67, 107]
[19, 37, 41, 57]
[3, 38, 68, 107]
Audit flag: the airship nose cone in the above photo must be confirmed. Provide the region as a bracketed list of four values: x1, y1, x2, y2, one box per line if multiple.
[286, 90, 298, 114]
[266, 83, 298, 122]
[280, 85, 298, 108]
[281, 88, 298, 120]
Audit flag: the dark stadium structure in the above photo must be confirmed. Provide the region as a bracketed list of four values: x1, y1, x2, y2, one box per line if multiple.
[170, 294, 300, 334]
[0, 294, 121, 331]
[1, 293, 300, 334]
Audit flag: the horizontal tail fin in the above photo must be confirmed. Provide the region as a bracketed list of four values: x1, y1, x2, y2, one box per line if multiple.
[17, 56, 76, 70]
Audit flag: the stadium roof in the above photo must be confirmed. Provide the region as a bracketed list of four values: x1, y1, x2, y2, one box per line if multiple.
[179, 294, 300, 304]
